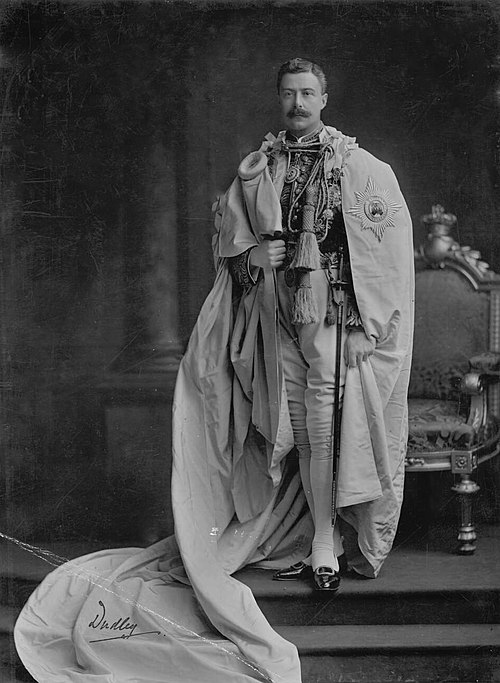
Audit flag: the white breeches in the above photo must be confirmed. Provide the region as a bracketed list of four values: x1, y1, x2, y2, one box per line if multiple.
[277, 269, 347, 571]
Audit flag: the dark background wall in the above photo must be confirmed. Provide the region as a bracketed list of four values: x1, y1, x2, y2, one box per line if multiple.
[176, 0, 500, 335]
[0, 0, 499, 545]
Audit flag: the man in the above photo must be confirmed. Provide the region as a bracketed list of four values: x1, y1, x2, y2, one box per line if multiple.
[14, 59, 414, 683]
[167, 57, 413, 680]
[221, 57, 414, 590]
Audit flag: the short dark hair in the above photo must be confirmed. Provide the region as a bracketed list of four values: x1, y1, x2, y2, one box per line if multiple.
[277, 58, 328, 94]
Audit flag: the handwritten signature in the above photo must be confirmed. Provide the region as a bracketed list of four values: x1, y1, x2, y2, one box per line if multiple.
[88, 600, 161, 644]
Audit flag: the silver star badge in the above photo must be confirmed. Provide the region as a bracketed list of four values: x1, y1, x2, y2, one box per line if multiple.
[348, 176, 402, 242]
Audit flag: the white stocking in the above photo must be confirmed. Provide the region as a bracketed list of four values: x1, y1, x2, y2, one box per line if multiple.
[297, 445, 314, 567]
[310, 450, 339, 573]
[297, 445, 314, 518]
[297, 448, 344, 570]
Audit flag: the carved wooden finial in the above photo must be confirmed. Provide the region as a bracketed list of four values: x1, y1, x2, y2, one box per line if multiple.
[421, 204, 457, 235]
[416, 205, 492, 279]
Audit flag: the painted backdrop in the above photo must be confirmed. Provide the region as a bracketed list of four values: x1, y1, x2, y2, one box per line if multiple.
[0, 0, 498, 544]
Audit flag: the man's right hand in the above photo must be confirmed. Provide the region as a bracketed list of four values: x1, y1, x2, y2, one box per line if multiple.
[249, 239, 286, 270]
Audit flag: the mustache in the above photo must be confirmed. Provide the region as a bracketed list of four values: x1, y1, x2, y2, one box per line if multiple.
[287, 108, 311, 118]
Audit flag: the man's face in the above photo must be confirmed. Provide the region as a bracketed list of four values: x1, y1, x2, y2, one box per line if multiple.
[279, 71, 328, 137]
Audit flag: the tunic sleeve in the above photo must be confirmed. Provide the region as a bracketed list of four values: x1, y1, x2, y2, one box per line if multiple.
[227, 248, 258, 288]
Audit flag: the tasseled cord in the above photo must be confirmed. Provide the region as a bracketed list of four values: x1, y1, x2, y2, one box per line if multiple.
[292, 272, 318, 325]
[291, 184, 321, 324]
[290, 230, 321, 271]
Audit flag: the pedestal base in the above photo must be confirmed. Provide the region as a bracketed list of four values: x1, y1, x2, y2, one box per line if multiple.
[98, 368, 179, 544]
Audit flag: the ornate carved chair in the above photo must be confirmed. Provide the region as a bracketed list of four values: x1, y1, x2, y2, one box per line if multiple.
[406, 205, 500, 553]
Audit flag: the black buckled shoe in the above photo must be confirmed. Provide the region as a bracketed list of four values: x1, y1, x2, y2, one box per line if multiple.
[272, 561, 311, 581]
[273, 554, 347, 582]
[313, 566, 341, 592]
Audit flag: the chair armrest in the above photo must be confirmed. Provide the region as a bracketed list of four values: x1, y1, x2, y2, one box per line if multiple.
[459, 353, 500, 397]
[469, 351, 500, 375]
[459, 371, 484, 395]
[448, 353, 500, 396]
[459, 355, 500, 432]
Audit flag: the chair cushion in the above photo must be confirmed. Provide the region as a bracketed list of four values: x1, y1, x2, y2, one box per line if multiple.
[408, 398, 475, 452]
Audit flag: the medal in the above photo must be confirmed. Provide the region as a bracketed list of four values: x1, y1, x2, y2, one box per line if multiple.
[285, 166, 301, 183]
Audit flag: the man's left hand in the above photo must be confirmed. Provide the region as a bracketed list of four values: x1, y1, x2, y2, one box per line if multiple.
[344, 329, 375, 368]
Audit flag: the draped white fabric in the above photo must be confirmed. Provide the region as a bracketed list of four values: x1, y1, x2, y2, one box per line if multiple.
[15, 128, 413, 682]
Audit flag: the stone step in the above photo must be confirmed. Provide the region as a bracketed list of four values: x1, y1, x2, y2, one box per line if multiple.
[5, 567, 499, 627]
[0, 538, 117, 609]
[0, 607, 33, 681]
[0, 578, 40, 612]
[278, 623, 500, 652]
[1, 529, 500, 682]
[0, 606, 17, 635]
[4, 613, 499, 682]
[235, 527, 500, 626]
[0, 539, 105, 682]
[299, 649, 500, 682]
[238, 567, 500, 626]
[2, 598, 499, 682]
[0, 633, 36, 683]
[2, 532, 500, 624]
[278, 623, 500, 682]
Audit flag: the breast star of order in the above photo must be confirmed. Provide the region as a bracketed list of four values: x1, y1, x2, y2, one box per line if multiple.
[347, 176, 402, 242]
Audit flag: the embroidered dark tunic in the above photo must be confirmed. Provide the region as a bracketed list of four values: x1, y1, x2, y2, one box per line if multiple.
[227, 127, 362, 328]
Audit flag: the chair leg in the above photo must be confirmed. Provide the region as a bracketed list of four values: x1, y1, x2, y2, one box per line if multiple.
[451, 474, 480, 554]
